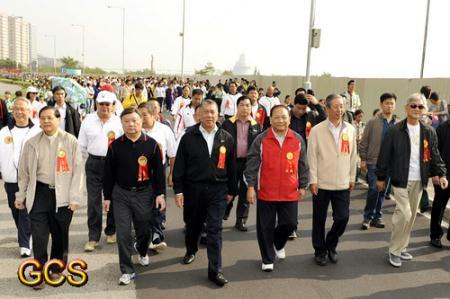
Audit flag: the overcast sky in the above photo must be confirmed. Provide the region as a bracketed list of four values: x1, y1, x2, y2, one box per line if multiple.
[2, 0, 450, 77]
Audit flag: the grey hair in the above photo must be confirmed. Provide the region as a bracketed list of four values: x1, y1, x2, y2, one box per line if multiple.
[137, 101, 157, 115]
[406, 93, 427, 110]
[325, 94, 343, 108]
[13, 97, 31, 109]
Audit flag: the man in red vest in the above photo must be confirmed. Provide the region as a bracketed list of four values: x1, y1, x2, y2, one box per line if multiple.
[245, 105, 309, 272]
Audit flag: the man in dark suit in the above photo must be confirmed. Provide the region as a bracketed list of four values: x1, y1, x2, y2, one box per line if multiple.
[48, 86, 81, 137]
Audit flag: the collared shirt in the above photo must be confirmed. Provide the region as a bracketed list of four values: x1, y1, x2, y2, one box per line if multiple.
[251, 104, 259, 118]
[259, 96, 281, 116]
[272, 128, 287, 147]
[143, 121, 177, 164]
[56, 102, 67, 131]
[327, 119, 343, 147]
[36, 131, 59, 185]
[174, 104, 196, 140]
[171, 96, 191, 116]
[407, 123, 421, 181]
[77, 112, 123, 157]
[199, 124, 218, 156]
[220, 93, 242, 116]
[236, 118, 250, 158]
[30, 100, 46, 124]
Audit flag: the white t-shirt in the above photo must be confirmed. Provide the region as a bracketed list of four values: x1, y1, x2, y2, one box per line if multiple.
[407, 123, 421, 181]
[259, 96, 280, 117]
[55, 103, 67, 131]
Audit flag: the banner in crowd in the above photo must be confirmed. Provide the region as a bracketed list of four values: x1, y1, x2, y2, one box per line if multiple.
[51, 76, 87, 105]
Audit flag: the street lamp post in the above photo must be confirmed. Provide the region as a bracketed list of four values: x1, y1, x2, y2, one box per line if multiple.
[420, 0, 431, 78]
[45, 34, 57, 74]
[304, 0, 316, 90]
[108, 5, 125, 75]
[180, 0, 186, 80]
[71, 24, 85, 74]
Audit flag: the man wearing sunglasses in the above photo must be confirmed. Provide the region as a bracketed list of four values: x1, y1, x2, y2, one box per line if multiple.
[376, 93, 447, 268]
[78, 91, 123, 252]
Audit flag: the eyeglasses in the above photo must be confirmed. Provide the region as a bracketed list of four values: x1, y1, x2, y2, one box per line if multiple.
[99, 102, 111, 106]
[409, 104, 425, 110]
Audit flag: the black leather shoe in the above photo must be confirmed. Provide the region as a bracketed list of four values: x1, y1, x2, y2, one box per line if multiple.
[235, 220, 248, 232]
[314, 255, 327, 266]
[200, 236, 207, 245]
[183, 253, 195, 264]
[223, 204, 233, 220]
[430, 239, 443, 249]
[328, 250, 338, 264]
[208, 272, 228, 287]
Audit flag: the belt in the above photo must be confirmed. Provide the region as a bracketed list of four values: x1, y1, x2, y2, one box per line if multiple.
[37, 181, 56, 189]
[237, 157, 247, 161]
[118, 185, 150, 192]
[89, 154, 106, 160]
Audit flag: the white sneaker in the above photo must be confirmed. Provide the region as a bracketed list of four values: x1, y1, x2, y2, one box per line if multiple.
[149, 239, 167, 251]
[400, 249, 413, 261]
[138, 254, 150, 266]
[262, 263, 274, 272]
[275, 247, 286, 260]
[20, 247, 31, 257]
[118, 273, 136, 285]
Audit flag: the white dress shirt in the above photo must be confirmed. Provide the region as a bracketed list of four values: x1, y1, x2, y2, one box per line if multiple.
[327, 120, 343, 147]
[199, 124, 218, 156]
[407, 123, 421, 181]
[55, 102, 67, 131]
[143, 121, 177, 164]
[77, 113, 123, 157]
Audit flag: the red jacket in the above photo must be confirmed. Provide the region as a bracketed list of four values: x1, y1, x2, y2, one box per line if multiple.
[244, 128, 309, 202]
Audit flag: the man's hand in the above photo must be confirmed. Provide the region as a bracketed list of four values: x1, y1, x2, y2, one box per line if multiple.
[439, 177, 449, 189]
[298, 188, 306, 200]
[68, 203, 80, 211]
[167, 174, 173, 188]
[226, 195, 234, 203]
[360, 161, 368, 173]
[432, 176, 440, 185]
[104, 200, 111, 212]
[247, 187, 257, 204]
[349, 182, 355, 191]
[376, 180, 385, 191]
[155, 195, 166, 211]
[15, 201, 25, 210]
[175, 193, 184, 208]
[306, 94, 319, 105]
[309, 183, 318, 196]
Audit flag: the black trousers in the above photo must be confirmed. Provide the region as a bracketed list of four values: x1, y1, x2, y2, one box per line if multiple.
[430, 184, 450, 240]
[183, 183, 227, 275]
[113, 185, 153, 274]
[312, 189, 350, 256]
[225, 158, 249, 223]
[30, 183, 73, 272]
[256, 200, 298, 264]
[86, 156, 115, 242]
[4, 182, 31, 248]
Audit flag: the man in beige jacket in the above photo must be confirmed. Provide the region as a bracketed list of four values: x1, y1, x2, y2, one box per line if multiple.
[308, 94, 357, 266]
[15, 106, 84, 289]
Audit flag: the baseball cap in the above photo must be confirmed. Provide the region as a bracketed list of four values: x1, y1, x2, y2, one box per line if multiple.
[26, 86, 38, 93]
[96, 91, 116, 104]
[100, 84, 115, 93]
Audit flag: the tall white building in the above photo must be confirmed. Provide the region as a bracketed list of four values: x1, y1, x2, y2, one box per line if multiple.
[8, 16, 30, 66]
[0, 13, 9, 60]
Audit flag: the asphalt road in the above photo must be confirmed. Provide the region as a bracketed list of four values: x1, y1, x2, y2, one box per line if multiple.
[1, 182, 448, 299]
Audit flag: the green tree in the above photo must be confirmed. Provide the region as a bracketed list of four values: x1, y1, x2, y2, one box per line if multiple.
[61, 56, 80, 69]
[195, 62, 215, 76]
[222, 70, 233, 76]
[0, 58, 19, 68]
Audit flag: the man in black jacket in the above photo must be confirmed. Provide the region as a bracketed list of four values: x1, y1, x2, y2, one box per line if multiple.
[48, 86, 81, 137]
[222, 95, 262, 231]
[376, 93, 447, 268]
[173, 99, 237, 287]
[290, 93, 327, 142]
[429, 119, 450, 248]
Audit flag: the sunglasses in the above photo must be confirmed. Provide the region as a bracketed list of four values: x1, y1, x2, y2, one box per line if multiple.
[99, 102, 111, 106]
[409, 104, 425, 110]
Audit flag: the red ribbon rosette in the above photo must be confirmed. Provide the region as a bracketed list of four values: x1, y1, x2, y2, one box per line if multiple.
[57, 150, 70, 173]
[217, 146, 226, 169]
[306, 122, 312, 139]
[341, 133, 350, 154]
[423, 139, 430, 162]
[137, 155, 150, 182]
[286, 152, 294, 174]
